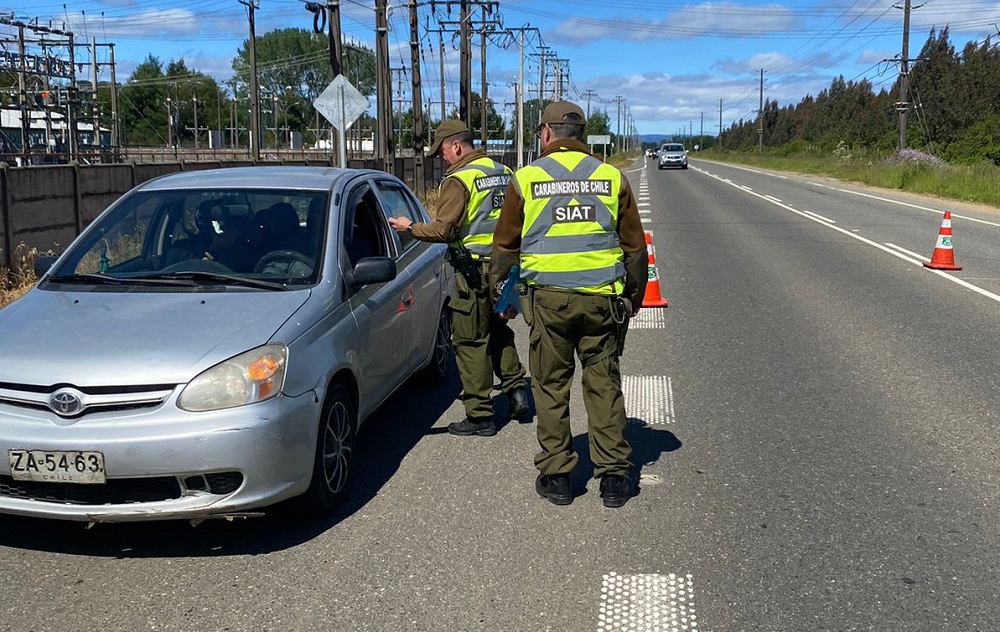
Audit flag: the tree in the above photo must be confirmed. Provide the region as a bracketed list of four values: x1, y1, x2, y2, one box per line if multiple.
[231, 29, 377, 145]
[118, 55, 169, 146]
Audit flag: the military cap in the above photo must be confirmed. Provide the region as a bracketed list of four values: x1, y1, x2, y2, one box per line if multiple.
[427, 119, 471, 157]
[539, 101, 586, 127]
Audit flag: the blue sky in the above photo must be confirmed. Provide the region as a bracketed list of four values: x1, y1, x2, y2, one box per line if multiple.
[2, 0, 997, 137]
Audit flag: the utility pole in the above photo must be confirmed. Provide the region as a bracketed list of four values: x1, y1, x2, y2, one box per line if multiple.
[239, 0, 260, 160]
[499, 25, 538, 168]
[718, 98, 723, 148]
[439, 30, 447, 122]
[757, 68, 764, 157]
[409, 0, 425, 195]
[612, 95, 625, 156]
[535, 45, 550, 155]
[516, 31, 524, 167]
[459, 0, 471, 126]
[108, 44, 119, 151]
[581, 89, 597, 119]
[479, 6, 488, 145]
[896, 0, 912, 150]
[327, 0, 342, 78]
[375, 0, 392, 172]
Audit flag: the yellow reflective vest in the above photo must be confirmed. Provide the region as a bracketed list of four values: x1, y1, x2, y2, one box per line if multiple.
[514, 149, 625, 295]
[446, 156, 513, 258]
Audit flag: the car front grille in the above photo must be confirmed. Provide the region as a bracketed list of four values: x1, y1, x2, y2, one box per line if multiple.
[0, 470, 246, 505]
[0, 474, 183, 505]
[0, 382, 175, 418]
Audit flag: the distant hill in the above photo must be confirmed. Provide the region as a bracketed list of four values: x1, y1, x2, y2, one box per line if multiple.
[639, 133, 679, 145]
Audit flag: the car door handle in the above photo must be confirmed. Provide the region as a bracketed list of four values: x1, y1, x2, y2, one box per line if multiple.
[398, 287, 414, 312]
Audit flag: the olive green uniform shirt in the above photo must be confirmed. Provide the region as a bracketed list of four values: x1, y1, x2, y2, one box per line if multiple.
[410, 148, 492, 244]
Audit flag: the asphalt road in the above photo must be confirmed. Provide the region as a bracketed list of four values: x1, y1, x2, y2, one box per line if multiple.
[3, 157, 1000, 631]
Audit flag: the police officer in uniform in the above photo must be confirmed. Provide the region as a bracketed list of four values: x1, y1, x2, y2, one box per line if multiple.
[489, 102, 647, 507]
[390, 119, 529, 437]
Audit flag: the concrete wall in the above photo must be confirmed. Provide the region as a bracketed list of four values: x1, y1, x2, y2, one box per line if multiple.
[0, 155, 452, 268]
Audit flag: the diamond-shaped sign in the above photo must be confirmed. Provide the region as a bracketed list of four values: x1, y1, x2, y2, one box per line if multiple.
[314, 75, 369, 132]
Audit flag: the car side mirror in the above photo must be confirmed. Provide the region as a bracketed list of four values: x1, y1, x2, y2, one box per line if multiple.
[33, 254, 58, 277]
[350, 256, 396, 288]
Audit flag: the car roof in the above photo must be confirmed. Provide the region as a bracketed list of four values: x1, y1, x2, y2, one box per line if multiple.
[137, 166, 386, 192]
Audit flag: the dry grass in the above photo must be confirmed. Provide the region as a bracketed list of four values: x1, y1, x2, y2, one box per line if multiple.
[0, 244, 40, 309]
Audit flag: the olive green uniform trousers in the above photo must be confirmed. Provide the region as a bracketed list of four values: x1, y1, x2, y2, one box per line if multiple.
[523, 287, 632, 478]
[449, 262, 527, 421]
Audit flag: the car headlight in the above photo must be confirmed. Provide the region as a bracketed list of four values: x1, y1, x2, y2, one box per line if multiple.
[178, 343, 288, 412]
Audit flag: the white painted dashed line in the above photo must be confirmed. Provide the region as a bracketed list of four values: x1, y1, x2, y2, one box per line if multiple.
[830, 187, 1000, 228]
[699, 169, 1000, 306]
[623, 376, 674, 425]
[598, 572, 697, 632]
[884, 242, 929, 262]
[807, 181, 827, 188]
[802, 209, 835, 223]
[763, 194, 782, 203]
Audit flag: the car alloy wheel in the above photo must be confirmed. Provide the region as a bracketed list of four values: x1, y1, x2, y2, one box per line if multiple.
[301, 382, 356, 515]
[420, 309, 453, 385]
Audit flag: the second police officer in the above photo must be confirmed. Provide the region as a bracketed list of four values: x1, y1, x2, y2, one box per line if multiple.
[389, 119, 530, 437]
[489, 102, 648, 508]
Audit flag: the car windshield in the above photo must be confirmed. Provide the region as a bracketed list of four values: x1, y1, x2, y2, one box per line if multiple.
[663, 145, 685, 152]
[45, 188, 329, 290]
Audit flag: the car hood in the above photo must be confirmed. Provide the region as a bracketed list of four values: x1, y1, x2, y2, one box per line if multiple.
[0, 289, 310, 387]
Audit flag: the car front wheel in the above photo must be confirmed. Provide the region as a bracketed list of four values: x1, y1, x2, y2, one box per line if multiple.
[300, 382, 356, 515]
[419, 308, 453, 385]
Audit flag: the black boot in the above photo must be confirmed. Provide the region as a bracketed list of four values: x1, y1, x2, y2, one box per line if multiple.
[599, 475, 635, 508]
[508, 387, 530, 419]
[535, 473, 572, 505]
[447, 418, 496, 437]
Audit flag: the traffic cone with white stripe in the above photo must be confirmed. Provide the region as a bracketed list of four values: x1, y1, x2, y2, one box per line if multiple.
[923, 211, 962, 270]
[642, 231, 669, 307]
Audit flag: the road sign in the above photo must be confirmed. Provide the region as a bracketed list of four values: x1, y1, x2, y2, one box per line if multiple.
[588, 134, 611, 145]
[314, 75, 368, 132]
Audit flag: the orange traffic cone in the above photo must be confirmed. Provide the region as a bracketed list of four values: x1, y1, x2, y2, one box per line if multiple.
[642, 231, 669, 307]
[923, 211, 962, 270]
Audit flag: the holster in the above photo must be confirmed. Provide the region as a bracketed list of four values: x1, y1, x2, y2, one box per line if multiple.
[447, 243, 482, 291]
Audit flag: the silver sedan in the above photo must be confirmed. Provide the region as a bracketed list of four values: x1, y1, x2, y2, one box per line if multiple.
[0, 166, 454, 522]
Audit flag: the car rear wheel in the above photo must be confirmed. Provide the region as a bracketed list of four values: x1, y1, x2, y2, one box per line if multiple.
[419, 308, 453, 385]
[300, 382, 356, 515]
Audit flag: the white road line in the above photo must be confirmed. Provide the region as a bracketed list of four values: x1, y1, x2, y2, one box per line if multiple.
[623, 376, 674, 425]
[698, 169, 1000, 305]
[598, 572, 697, 632]
[763, 195, 782, 203]
[802, 210, 836, 223]
[830, 187, 1000, 227]
[884, 242, 929, 262]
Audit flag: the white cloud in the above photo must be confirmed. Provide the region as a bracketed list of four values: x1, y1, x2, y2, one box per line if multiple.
[548, 3, 800, 45]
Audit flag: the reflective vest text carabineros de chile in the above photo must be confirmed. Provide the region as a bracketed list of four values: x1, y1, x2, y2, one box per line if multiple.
[515, 150, 625, 295]
[447, 157, 513, 258]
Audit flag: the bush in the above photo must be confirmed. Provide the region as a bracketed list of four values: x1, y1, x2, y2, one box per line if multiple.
[0, 244, 40, 309]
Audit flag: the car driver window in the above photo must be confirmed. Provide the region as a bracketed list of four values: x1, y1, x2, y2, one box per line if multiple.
[376, 182, 421, 251]
[344, 186, 389, 267]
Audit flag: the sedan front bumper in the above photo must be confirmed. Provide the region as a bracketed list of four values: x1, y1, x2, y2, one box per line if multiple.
[0, 390, 319, 522]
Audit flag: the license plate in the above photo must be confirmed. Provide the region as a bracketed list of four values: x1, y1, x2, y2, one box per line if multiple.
[8, 449, 106, 484]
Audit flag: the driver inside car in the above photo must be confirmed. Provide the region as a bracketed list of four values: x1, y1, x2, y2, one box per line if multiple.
[203, 215, 259, 272]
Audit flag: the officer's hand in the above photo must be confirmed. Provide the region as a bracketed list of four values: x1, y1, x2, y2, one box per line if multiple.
[624, 298, 640, 317]
[498, 305, 518, 320]
[388, 216, 411, 234]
